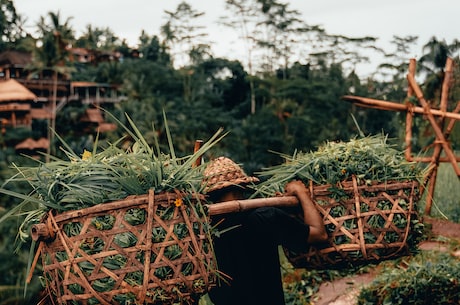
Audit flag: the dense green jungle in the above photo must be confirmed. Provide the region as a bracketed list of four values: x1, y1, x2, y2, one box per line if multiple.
[0, 0, 459, 304]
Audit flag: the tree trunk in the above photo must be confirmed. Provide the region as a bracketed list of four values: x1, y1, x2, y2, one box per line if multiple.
[49, 71, 58, 158]
[250, 78, 255, 114]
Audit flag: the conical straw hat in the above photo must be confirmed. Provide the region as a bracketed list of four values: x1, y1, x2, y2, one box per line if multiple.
[203, 157, 259, 193]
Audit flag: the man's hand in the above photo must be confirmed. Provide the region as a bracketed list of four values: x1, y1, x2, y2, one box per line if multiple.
[284, 180, 308, 197]
[284, 180, 328, 244]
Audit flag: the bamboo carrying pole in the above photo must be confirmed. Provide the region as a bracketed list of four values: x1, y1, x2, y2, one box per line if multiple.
[206, 180, 417, 215]
[29, 197, 300, 235]
[207, 196, 299, 215]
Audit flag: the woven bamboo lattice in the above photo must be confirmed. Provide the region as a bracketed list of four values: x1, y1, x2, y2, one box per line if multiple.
[285, 176, 421, 269]
[35, 190, 215, 305]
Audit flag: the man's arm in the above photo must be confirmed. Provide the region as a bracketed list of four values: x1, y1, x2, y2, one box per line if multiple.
[284, 180, 328, 243]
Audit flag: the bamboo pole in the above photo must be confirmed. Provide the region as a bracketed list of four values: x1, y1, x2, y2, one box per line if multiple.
[207, 196, 299, 215]
[405, 59, 417, 161]
[344, 58, 460, 216]
[405, 113, 414, 160]
[342, 96, 460, 121]
[26, 241, 43, 284]
[445, 101, 460, 138]
[406, 74, 460, 176]
[425, 168, 438, 215]
[440, 58, 453, 114]
[423, 58, 454, 214]
[193, 140, 203, 167]
[208, 181, 417, 215]
[421, 101, 460, 171]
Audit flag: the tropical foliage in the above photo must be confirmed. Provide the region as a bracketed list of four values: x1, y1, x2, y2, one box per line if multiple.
[0, 0, 459, 303]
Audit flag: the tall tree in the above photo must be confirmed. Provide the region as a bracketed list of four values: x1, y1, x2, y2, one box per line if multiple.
[419, 37, 460, 100]
[31, 11, 75, 158]
[160, 1, 211, 67]
[220, 0, 260, 114]
[309, 34, 379, 75]
[377, 35, 418, 81]
[420, 37, 460, 73]
[0, 0, 23, 51]
[160, 2, 211, 104]
[75, 25, 122, 51]
[138, 30, 170, 64]
[221, 0, 323, 112]
[74, 24, 98, 50]
[253, 0, 310, 78]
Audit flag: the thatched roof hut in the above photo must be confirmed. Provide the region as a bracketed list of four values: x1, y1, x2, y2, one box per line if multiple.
[0, 79, 37, 102]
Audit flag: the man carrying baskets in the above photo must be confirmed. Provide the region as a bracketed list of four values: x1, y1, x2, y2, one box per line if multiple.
[203, 157, 327, 305]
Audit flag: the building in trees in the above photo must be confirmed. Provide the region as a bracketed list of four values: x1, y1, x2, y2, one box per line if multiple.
[0, 49, 124, 155]
[0, 78, 37, 128]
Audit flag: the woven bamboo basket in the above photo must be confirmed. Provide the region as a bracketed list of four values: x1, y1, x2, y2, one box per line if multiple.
[284, 176, 421, 269]
[31, 190, 216, 305]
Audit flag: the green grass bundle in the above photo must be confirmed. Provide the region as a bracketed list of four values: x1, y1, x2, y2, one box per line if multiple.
[1, 112, 224, 241]
[254, 134, 426, 268]
[255, 134, 423, 196]
[0, 112, 225, 305]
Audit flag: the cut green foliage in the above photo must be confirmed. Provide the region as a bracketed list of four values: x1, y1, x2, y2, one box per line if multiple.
[254, 134, 425, 196]
[0, 112, 225, 304]
[254, 134, 426, 268]
[358, 251, 460, 304]
[280, 162, 459, 305]
[0, 112, 226, 242]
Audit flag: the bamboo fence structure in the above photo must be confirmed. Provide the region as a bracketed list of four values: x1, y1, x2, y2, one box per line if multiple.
[342, 57, 460, 215]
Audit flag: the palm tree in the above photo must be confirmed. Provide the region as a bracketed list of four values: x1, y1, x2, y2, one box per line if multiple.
[419, 37, 460, 72]
[419, 36, 460, 100]
[161, 1, 210, 68]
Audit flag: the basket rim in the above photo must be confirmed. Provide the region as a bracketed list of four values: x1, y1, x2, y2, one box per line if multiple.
[39, 189, 215, 304]
[310, 179, 419, 195]
[52, 191, 205, 223]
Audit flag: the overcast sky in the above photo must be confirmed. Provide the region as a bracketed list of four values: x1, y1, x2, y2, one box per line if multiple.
[14, 0, 460, 77]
